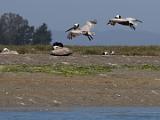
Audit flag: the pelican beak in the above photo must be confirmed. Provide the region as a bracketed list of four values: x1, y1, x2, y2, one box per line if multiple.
[65, 27, 74, 32]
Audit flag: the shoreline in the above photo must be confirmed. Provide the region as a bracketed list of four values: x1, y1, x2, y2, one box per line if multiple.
[1, 106, 160, 112]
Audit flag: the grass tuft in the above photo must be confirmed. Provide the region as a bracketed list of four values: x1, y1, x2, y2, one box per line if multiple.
[0, 64, 112, 76]
[0, 64, 160, 76]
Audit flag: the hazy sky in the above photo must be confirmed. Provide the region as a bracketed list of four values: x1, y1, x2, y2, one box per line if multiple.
[0, 0, 160, 33]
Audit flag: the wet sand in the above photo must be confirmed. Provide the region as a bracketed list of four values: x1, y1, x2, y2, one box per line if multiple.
[0, 54, 160, 109]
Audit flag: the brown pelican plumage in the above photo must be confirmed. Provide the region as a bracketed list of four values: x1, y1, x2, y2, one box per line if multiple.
[65, 20, 97, 41]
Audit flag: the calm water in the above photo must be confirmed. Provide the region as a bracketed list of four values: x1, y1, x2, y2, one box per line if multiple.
[0, 107, 160, 120]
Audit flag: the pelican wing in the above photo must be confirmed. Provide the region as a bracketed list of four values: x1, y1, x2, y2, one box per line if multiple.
[111, 18, 129, 23]
[67, 30, 81, 39]
[126, 17, 142, 22]
[80, 20, 97, 32]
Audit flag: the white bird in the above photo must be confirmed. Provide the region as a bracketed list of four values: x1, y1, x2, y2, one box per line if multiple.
[107, 15, 143, 30]
[65, 20, 97, 41]
[2, 48, 10, 52]
[1, 48, 19, 54]
[102, 51, 109, 55]
[110, 51, 115, 55]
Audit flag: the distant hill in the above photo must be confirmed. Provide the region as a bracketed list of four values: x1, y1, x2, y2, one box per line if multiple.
[52, 30, 160, 46]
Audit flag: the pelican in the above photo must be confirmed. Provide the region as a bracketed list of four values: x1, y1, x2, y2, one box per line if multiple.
[52, 42, 64, 50]
[65, 20, 97, 41]
[50, 43, 72, 56]
[107, 15, 143, 30]
[0, 48, 19, 54]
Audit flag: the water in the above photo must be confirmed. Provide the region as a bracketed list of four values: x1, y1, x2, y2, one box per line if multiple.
[0, 107, 160, 120]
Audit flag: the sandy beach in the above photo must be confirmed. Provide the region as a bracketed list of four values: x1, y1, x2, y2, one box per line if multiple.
[0, 54, 160, 109]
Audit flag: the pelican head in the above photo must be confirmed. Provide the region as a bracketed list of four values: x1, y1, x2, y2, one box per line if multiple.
[74, 23, 80, 28]
[52, 42, 63, 50]
[3, 48, 10, 52]
[65, 23, 80, 32]
[115, 15, 121, 19]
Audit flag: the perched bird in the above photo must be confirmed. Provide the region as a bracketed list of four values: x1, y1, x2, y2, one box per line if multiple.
[52, 42, 64, 50]
[0, 48, 19, 54]
[51, 42, 72, 56]
[65, 20, 97, 41]
[102, 51, 109, 55]
[107, 15, 143, 30]
[110, 51, 115, 55]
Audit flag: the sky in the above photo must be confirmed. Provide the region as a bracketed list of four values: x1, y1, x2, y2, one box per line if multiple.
[0, 0, 159, 32]
[0, 0, 160, 45]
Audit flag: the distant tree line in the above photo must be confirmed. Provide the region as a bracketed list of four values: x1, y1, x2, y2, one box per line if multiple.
[0, 12, 52, 45]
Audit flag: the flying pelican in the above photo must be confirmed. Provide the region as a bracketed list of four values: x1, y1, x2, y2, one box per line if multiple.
[65, 20, 97, 41]
[107, 15, 143, 30]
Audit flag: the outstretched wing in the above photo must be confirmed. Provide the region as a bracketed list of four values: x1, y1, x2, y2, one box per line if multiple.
[134, 19, 143, 23]
[126, 17, 143, 26]
[67, 30, 81, 40]
[80, 20, 97, 32]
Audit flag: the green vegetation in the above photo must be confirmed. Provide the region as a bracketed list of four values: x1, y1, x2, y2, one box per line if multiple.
[32, 23, 52, 45]
[68, 45, 160, 56]
[0, 12, 52, 45]
[121, 64, 160, 71]
[1, 45, 160, 56]
[0, 64, 112, 76]
[0, 64, 160, 76]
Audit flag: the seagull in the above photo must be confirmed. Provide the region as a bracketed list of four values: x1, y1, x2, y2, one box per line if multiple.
[107, 15, 143, 30]
[65, 20, 97, 41]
